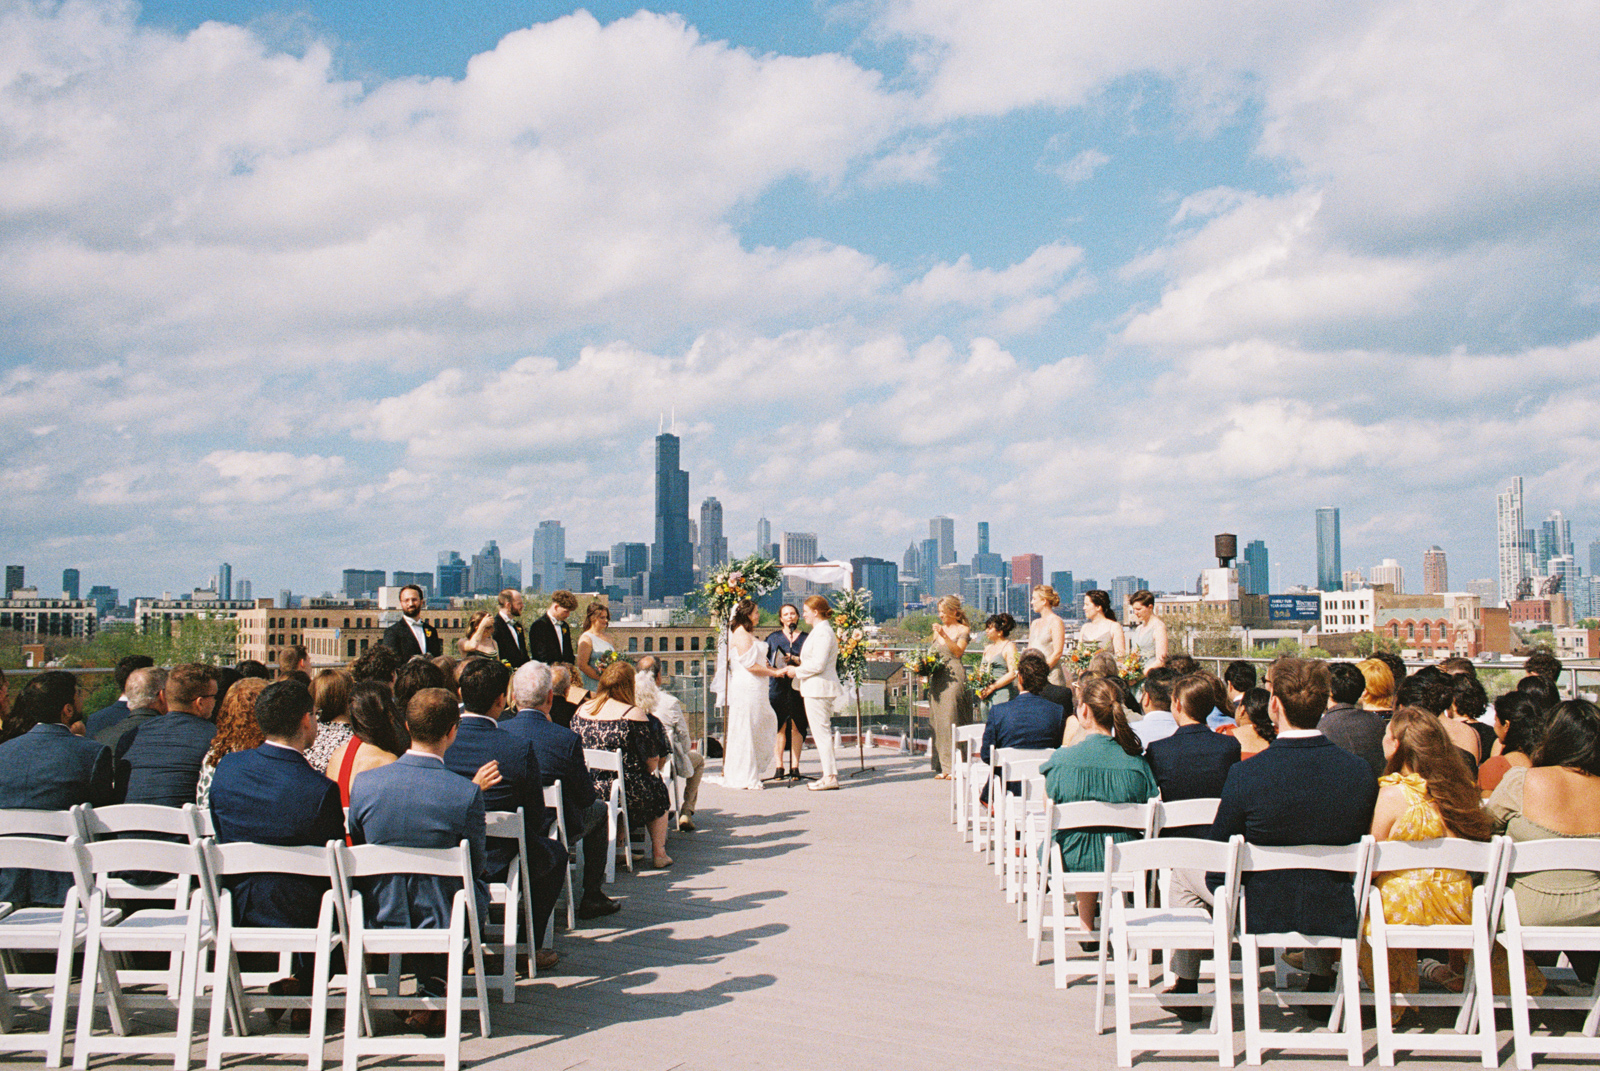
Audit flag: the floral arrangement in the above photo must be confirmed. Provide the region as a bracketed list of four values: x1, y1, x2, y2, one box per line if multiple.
[1117, 650, 1146, 689]
[593, 649, 620, 673]
[906, 647, 943, 677]
[1065, 640, 1102, 676]
[694, 554, 782, 625]
[968, 667, 996, 694]
[829, 587, 872, 686]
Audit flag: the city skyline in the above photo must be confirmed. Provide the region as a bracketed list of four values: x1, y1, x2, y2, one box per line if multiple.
[4, 3, 1599, 599]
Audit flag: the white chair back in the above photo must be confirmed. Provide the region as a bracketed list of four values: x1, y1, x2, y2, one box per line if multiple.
[1151, 797, 1220, 836]
[78, 802, 206, 842]
[0, 805, 84, 839]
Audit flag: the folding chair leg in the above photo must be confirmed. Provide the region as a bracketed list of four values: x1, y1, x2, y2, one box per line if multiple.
[1241, 937, 1264, 1066]
[1472, 945, 1496, 1068]
[1506, 937, 1535, 1071]
[1338, 941, 1362, 1067]
[1372, 936, 1396, 1067]
[1113, 934, 1133, 1065]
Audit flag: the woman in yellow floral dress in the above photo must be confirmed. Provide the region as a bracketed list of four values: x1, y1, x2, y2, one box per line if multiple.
[1361, 706, 1541, 1013]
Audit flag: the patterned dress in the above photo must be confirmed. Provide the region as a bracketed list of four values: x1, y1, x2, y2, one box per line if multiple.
[573, 713, 670, 823]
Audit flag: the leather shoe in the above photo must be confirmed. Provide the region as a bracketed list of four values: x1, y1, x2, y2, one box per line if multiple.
[677, 816, 696, 832]
[265, 976, 303, 1025]
[807, 775, 839, 791]
[401, 1009, 447, 1036]
[577, 893, 621, 919]
[1159, 981, 1203, 1023]
[535, 949, 559, 971]
[1303, 972, 1334, 1023]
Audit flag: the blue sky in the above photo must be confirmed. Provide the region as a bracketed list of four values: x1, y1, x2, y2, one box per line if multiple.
[3, 0, 1599, 602]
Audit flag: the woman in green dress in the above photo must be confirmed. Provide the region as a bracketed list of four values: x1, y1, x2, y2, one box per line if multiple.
[928, 595, 973, 778]
[1042, 676, 1156, 939]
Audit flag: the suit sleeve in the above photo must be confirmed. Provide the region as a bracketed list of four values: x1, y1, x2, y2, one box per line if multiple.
[1208, 764, 1248, 843]
[88, 743, 116, 806]
[466, 789, 488, 884]
[520, 740, 552, 836]
[380, 622, 403, 654]
[313, 779, 348, 845]
[566, 736, 597, 810]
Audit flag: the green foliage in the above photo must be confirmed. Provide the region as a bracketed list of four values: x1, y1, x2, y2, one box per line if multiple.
[1351, 630, 1402, 658]
[1269, 637, 1304, 658]
[896, 613, 935, 638]
[1576, 618, 1600, 630]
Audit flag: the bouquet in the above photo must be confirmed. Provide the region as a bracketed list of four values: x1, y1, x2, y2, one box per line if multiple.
[906, 647, 943, 677]
[694, 554, 782, 625]
[1065, 640, 1101, 676]
[1117, 650, 1146, 690]
[593, 649, 620, 673]
[968, 667, 997, 694]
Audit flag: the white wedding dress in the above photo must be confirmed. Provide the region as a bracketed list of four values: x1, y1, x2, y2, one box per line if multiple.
[720, 632, 778, 790]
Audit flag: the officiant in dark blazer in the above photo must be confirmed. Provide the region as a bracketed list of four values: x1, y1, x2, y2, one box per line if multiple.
[381, 584, 441, 659]
[492, 589, 530, 668]
[527, 589, 577, 666]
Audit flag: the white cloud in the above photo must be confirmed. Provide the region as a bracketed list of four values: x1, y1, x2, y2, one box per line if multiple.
[1054, 148, 1109, 185]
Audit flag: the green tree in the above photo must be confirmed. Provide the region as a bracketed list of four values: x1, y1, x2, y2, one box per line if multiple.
[1351, 630, 1402, 658]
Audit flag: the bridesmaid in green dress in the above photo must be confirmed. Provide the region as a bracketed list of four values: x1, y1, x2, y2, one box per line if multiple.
[976, 612, 1020, 711]
[928, 595, 973, 778]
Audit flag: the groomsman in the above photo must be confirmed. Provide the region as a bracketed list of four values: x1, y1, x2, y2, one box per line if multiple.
[492, 589, 530, 668]
[527, 590, 577, 666]
[381, 584, 441, 659]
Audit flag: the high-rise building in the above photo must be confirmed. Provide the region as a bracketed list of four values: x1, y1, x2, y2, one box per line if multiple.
[469, 540, 502, 595]
[393, 571, 434, 598]
[1497, 477, 1528, 606]
[436, 550, 467, 599]
[977, 521, 990, 556]
[930, 516, 955, 566]
[850, 557, 900, 622]
[1423, 546, 1448, 594]
[5, 565, 23, 598]
[903, 542, 921, 577]
[1109, 575, 1148, 609]
[1539, 510, 1573, 573]
[343, 569, 385, 599]
[62, 568, 80, 601]
[971, 521, 1003, 576]
[501, 559, 522, 590]
[1011, 554, 1044, 590]
[1343, 569, 1366, 591]
[1370, 558, 1404, 592]
[698, 497, 728, 573]
[215, 563, 231, 603]
[919, 537, 939, 597]
[1548, 554, 1578, 593]
[236, 580, 252, 602]
[1316, 507, 1342, 591]
[782, 532, 819, 566]
[1241, 539, 1270, 596]
[756, 517, 772, 559]
[610, 542, 649, 579]
[650, 432, 694, 601]
[87, 585, 119, 618]
[1590, 539, 1600, 579]
[1050, 570, 1074, 601]
[533, 521, 565, 592]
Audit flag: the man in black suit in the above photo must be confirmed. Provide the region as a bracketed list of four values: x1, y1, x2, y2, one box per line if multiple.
[92, 666, 165, 754]
[381, 584, 441, 660]
[208, 680, 345, 988]
[117, 662, 218, 805]
[442, 657, 567, 968]
[1145, 674, 1241, 836]
[85, 655, 155, 738]
[0, 672, 115, 907]
[1167, 657, 1377, 1018]
[502, 661, 619, 920]
[491, 588, 530, 668]
[526, 589, 576, 667]
[1319, 661, 1386, 777]
[980, 652, 1065, 802]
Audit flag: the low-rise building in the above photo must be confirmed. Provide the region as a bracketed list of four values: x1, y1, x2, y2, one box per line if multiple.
[1555, 626, 1600, 661]
[135, 595, 256, 635]
[236, 599, 474, 666]
[0, 597, 98, 638]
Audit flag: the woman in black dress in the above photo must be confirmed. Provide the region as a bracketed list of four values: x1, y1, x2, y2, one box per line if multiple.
[766, 603, 809, 780]
[573, 660, 673, 867]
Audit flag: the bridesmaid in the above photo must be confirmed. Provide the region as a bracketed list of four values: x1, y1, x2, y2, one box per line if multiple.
[1078, 589, 1128, 657]
[1028, 586, 1068, 686]
[928, 596, 973, 779]
[976, 612, 1020, 708]
[1127, 590, 1167, 668]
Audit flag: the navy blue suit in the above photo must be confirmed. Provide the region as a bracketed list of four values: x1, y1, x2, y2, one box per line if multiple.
[85, 698, 130, 739]
[981, 693, 1065, 803]
[1208, 734, 1377, 939]
[0, 723, 115, 906]
[502, 708, 595, 840]
[1318, 704, 1388, 779]
[208, 744, 346, 929]
[116, 710, 216, 806]
[1145, 723, 1241, 837]
[94, 706, 158, 756]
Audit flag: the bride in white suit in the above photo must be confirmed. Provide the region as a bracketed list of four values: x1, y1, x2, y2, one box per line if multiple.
[790, 594, 843, 791]
[721, 599, 783, 789]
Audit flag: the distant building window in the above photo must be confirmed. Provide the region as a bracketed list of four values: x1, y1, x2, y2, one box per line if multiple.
[628, 637, 638, 652]
[347, 639, 357, 658]
[676, 661, 684, 675]
[690, 636, 699, 651]
[343, 618, 350, 628]
[1407, 623, 1416, 639]
[644, 637, 654, 652]
[676, 636, 685, 651]
[690, 660, 700, 675]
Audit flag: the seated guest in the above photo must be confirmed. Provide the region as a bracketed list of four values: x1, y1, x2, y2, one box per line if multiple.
[85, 655, 156, 737]
[1168, 658, 1377, 1020]
[1320, 661, 1386, 777]
[0, 672, 115, 906]
[1523, 649, 1563, 692]
[1166, 655, 1232, 729]
[326, 682, 409, 807]
[1222, 660, 1256, 724]
[1485, 698, 1600, 985]
[235, 660, 271, 680]
[431, 656, 461, 697]
[1449, 673, 1496, 765]
[207, 680, 345, 991]
[573, 662, 672, 869]
[443, 658, 568, 966]
[93, 666, 166, 754]
[1479, 691, 1549, 796]
[116, 662, 219, 805]
[1041, 678, 1156, 943]
[304, 670, 354, 775]
[1146, 675, 1241, 836]
[1372, 651, 1408, 695]
[1397, 668, 1478, 772]
[503, 661, 620, 920]
[348, 688, 488, 1032]
[1227, 687, 1276, 758]
[981, 652, 1068, 801]
[349, 645, 401, 686]
[1517, 673, 1560, 714]
[548, 664, 579, 729]
[1357, 657, 1396, 715]
[396, 658, 449, 713]
[1130, 666, 1179, 747]
[276, 644, 308, 680]
[636, 655, 705, 832]
[1437, 656, 1478, 680]
[195, 678, 268, 810]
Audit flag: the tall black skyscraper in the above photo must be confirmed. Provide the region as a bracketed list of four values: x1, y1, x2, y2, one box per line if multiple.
[650, 432, 694, 600]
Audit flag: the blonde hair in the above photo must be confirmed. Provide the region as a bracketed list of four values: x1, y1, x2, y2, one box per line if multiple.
[1033, 585, 1060, 608]
[936, 596, 968, 625]
[1358, 658, 1395, 708]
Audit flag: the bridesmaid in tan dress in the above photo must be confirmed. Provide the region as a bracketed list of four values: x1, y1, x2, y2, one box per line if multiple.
[929, 596, 973, 778]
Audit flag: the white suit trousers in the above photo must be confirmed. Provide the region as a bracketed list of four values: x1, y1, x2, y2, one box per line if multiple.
[804, 696, 838, 779]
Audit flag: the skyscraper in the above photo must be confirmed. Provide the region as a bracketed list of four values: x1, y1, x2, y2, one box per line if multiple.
[756, 517, 772, 559]
[977, 521, 989, 556]
[343, 569, 385, 599]
[1591, 539, 1600, 578]
[469, 540, 502, 595]
[930, 516, 955, 565]
[62, 568, 81, 601]
[1423, 546, 1448, 594]
[1238, 539, 1269, 595]
[436, 551, 467, 598]
[1050, 570, 1074, 601]
[698, 497, 727, 573]
[1539, 510, 1573, 573]
[1109, 575, 1148, 609]
[650, 433, 694, 601]
[850, 557, 900, 622]
[534, 521, 565, 592]
[393, 571, 433, 597]
[919, 537, 939, 597]
[5, 565, 23, 598]
[1316, 507, 1342, 591]
[1370, 558, 1405, 592]
[611, 542, 649, 579]
[1497, 477, 1527, 605]
[236, 580, 252, 602]
[782, 532, 819, 566]
[1011, 554, 1043, 590]
[972, 520, 1003, 576]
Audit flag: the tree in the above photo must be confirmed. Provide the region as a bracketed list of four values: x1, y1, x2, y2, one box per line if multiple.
[1351, 630, 1402, 658]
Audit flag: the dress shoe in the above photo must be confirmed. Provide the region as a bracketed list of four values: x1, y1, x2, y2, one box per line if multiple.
[400, 1009, 447, 1036]
[264, 976, 303, 1025]
[535, 949, 559, 971]
[1159, 980, 1203, 1023]
[1303, 972, 1335, 1023]
[807, 775, 839, 791]
[677, 815, 696, 832]
[577, 893, 621, 919]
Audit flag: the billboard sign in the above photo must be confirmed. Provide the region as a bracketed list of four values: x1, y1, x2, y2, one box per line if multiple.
[1267, 594, 1322, 622]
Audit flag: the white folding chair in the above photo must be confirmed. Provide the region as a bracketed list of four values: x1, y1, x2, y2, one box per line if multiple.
[0, 835, 122, 1068]
[336, 841, 490, 1071]
[542, 783, 577, 931]
[482, 809, 539, 1002]
[1000, 760, 1048, 915]
[1236, 837, 1374, 1067]
[989, 746, 1051, 887]
[73, 837, 219, 1071]
[1032, 798, 1154, 988]
[201, 840, 349, 1071]
[1364, 836, 1503, 1067]
[658, 754, 681, 832]
[1151, 798, 1222, 985]
[1491, 837, 1600, 1068]
[951, 723, 985, 832]
[1100, 835, 1243, 1067]
[582, 749, 632, 882]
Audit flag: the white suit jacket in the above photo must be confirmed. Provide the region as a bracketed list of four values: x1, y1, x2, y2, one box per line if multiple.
[794, 619, 841, 700]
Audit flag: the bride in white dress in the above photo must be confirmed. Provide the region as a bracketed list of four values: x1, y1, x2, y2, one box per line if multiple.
[720, 599, 782, 790]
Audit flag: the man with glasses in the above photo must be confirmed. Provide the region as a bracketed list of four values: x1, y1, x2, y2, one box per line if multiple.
[116, 662, 220, 805]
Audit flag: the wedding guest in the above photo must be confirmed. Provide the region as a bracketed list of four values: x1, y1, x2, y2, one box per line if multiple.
[326, 681, 410, 806]
[395, 658, 449, 713]
[1131, 666, 1179, 747]
[637, 655, 705, 831]
[350, 644, 401, 685]
[1479, 691, 1549, 795]
[236, 660, 271, 680]
[1372, 651, 1408, 694]
[303, 669, 353, 775]
[1357, 657, 1396, 714]
[1517, 674, 1560, 714]
[1523, 649, 1563, 691]
[980, 651, 1065, 802]
[573, 662, 672, 868]
[1227, 687, 1276, 759]
[85, 655, 155, 737]
[1078, 589, 1128, 657]
[575, 601, 617, 690]
[766, 604, 809, 780]
[1127, 590, 1168, 668]
[1449, 673, 1497, 766]
[429, 656, 460, 697]
[195, 678, 268, 810]
[1222, 660, 1256, 717]
[275, 644, 308, 679]
[928, 596, 972, 779]
[380, 584, 441, 660]
[1028, 586, 1068, 686]
[548, 664, 579, 729]
[117, 663, 218, 806]
[458, 610, 499, 659]
[93, 667, 166, 754]
[976, 613, 1020, 706]
[1320, 661, 1386, 777]
[1146, 674, 1240, 836]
